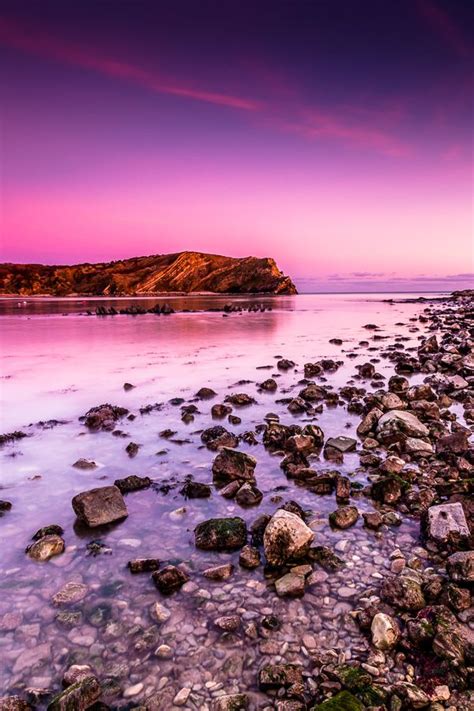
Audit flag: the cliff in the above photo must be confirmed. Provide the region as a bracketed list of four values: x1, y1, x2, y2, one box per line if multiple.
[0, 252, 298, 296]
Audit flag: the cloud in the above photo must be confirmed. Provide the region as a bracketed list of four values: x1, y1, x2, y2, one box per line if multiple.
[0, 16, 411, 157]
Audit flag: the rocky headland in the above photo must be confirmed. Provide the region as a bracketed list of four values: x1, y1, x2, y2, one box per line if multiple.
[0, 252, 297, 296]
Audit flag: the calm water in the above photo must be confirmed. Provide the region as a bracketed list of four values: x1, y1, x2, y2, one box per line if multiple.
[0, 293, 436, 707]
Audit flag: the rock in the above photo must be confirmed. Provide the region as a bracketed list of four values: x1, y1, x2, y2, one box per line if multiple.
[357, 408, 383, 436]
[426, 502, 470, 545]
[194, 517, 247, 550]
[379, 455, 405, 475]
[72, 485, 128, 527]
[404, 437, 433, 455]
[152, 565, 189, 594]
[239, 545, 261, 569]
[381, 574, 425, 611]
[173, 688, 191, 706]
[325, 436, 357, 453]
[32, 524, 64, 540]
[152, 602, 171, 623]
[311, 692, 364, 711]
[259, 378, 277, 391]
[235, 482, 263, 506]
[215, 615, 241, 631]
[114, 474, 151, 493]
[309, 546, 344, 571]
[128, 558, 160, 573]
[180, 480, 211, 498]
[125, 441, 140, 457]
[72, 458, 97, 470]
[363, 511, 383, 530]
[446, 550, 474, 583]
[377, 410, 429, 443]
[195, 387, 217, 399]
[277, 358, 296, 370]
[436, 431, 469, 455]
[211, 694, 249, 711]
[394, 682, 429, 708]
[212, 447, 257, 487]
[123, 382, 135, 390]
[329, 506, 359, 529]
[371, 477, 403, 505]
[203, 563, 234, 580]
[263, 509, 314, 566]
[0, 699, 32, 711]
[52, 582, 88, 606]
[275, 572, 305, 597]
[335, 475, 351, 502]
[47, 675, 101, 710]
[26, 534, 65, 561]
[82, 403, 128, 430]
[211, 403, 232, 418]
[225, 393, 256, 406]
[371, 612, 400, 650]
[201, 426, 238, 450]
[258, 664, 303, 690]
[63, 664, 94, 687]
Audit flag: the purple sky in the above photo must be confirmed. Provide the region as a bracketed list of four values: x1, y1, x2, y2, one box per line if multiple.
[0, 0, 472, 291]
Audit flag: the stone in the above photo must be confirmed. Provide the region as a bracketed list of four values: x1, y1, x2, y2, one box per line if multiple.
[72, 458, 97, 470]
[114, 474, 151, 493]
[173, 688, 191, 706]
[47, 675, 101, 710]
[258, 664, 303, 690]
[53, 582, 88, 606]
[63, 664, 94, 686]
[201, 425, 238, 450]
[235, 482, 263, 506]
[211, 694, 249, 711]
[377, 410, 429, 443]
[26, 534, 65, 561]
[203, 563, 234, 580]
[371, 612, 400, 650]
[263, 509, 314, 566]
[152, 565, 189, 594]
[311, 692, 364, 711]
[211, 403, 232, 418]
[152, 602, 171, 623]
[404, 437, 433, 455]
[239, 545, 261, 569]
[426, 503, 469, 545]
[325, 436, 357, 453]
[394, 682, 429, 709]
[225, 393, 256, 406]
[0, 699, 32, 711]
[32, 524, 64, 540]
[329, 506, 359, 529]
[275, 572, 305, 597]
[72, 485, 128, 527]
[13, 642, 51, 674]
[128, 558, 160, 573]
[446, 551, 474, 583]
[214, 615, 241, 631]
[82, 403, 128, 430]
[363, 511, 383, 530]
[381, 575, 425, 611]
[212, 447, 257, 487]
[180, 480, 211, 498]
[194, 517, 247, 550]
[195, 387, 217, 399]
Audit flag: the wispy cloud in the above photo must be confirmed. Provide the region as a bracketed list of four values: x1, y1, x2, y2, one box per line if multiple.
[0, 16, 411, 158]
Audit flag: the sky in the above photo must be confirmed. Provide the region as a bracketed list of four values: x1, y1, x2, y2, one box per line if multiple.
[0, 0, 472, 292]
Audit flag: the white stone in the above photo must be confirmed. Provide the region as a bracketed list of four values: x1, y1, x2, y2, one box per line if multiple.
[371, 612, 400, 650]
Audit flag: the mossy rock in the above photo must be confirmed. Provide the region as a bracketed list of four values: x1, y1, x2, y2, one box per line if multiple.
[311, 691, 364, 711]
[335, 666, 387, 706]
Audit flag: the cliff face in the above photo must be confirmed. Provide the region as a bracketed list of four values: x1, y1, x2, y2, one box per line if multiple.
[0, 252, 298, 296]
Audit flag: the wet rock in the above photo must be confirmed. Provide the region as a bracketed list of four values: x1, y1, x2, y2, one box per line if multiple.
[309, 546, 344, 571]
[446, 551, 474, 583]
[379, 455, 405, 475]
[0, 699, 32, 711]
[404, 437, 433, 455]
[72, 458, 97, 470]
[173, 688, 191, 706]
[211, 403, 233, 418]
[381, 574, 425, 611]
[125, 441, 139, 457]
[235, 482, 263, 507]
[394, 682, 429, 708]
[371, 612, 400, 650]
[220, 480, 241, 498]
[201, 426, 238, 450]
[52, 582, 88, 606]
[123, 382, 135, 390]
[376, 409, 429, 443]
[358, 362, 375, 378]
[180, 480, 211, 498]
[335, 475, 351, 503]
[277, 358, 296, 370]
[371, 477, 403, 505]
[212, 447, 257, 487]
[72, 485, 128, 527]
[263, 509, 314, 566]
[195, 517, 247, 550]
[63, 664, 94, 686]
[251, 513, 271, 546]
[363, 511, 383, 530]
[215, 614, 241, 632]
[0, 431, 28, 447]
[259, 378, 277, 391]
[426, 502, 470, 545]
[0, 500, 12, 516]
[114, 474, 151, 493]
[211, 694, 249, 710]
[225, 393, 256, 407]
[436, 431, 470, 455]
[128, 558, 160, 573]
[195, 387, 217, 399]
[32, 524, 64, 540]
[299, 383, 326, 401]
[203, 563, 234, 580]
[357, 408, 383, 436]
[258, 663, 303, 690]
[275, 572, 305, 597]
[26, 534, 65, 561]
[81, 403, 128, 431]
[152, 565, 189, 594]
[47, 675, 101, 711]
[239, 544, 261, 569]
[329, 505, 359, 529]
[311, 691, 364, 711]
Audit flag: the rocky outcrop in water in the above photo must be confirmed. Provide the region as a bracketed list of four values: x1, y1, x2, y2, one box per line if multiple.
[0, 251, 297, 296]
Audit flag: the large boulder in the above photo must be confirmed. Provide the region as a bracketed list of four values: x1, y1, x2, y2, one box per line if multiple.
[263, 509, 314, 566]
[376, 410, 429, 444]
[72, 486, 128, 527]
[194, 517, 247, 551]
[426, 503, 470, 545]
[212, 447, 257, 487]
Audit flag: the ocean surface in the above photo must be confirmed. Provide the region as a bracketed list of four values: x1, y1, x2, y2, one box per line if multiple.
[0, 292, 442, 705]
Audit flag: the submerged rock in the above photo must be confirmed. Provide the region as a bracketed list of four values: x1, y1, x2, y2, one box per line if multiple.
[152, 565, 189, 594]
[263, 509, 314, 566]
[81, 403, 128, 431]
[211, 694, 249, 710]
[329, 506, 359, 529]
[72, 485, 128, 527]
[275, 572, 305, 597]
[114, 474, 151, 493]
[311, 691, 364, 710]
[47, 674, 101, 710]
[212, 447, 257, 487]
[258, 663, 303, 690]
[195, 517, 247, 551]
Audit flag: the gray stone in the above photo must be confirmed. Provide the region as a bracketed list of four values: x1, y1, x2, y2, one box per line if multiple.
[72, 485, 128, 527]
[426, 503, 469, 544]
